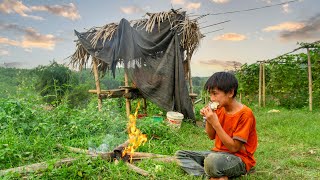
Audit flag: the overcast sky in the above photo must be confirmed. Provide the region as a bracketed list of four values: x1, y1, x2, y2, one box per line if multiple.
[0, 0, 319, 76]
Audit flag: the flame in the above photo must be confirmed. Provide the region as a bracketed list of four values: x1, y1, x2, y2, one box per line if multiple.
[122, 101, 147, 162]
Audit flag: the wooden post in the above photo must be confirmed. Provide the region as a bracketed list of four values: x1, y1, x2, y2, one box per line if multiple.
[262, 62, 266, 107]
[187, 51, 193, 94]
[307, 48, 313, 111]
[258, 62, 262, 107]
[92, 58, 102, 111]
[186, 50, 196, 114]
[142, 98, 147, 114]
[124, 71, 131, 117]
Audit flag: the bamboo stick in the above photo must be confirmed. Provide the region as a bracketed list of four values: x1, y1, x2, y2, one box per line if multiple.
[187, 50, 193, 94]
[128, 152, 168, 159]
[92, 58, 102, 111]
[142, 98, 147, 114]
[262, 62, 266, 107]
[258, 63, 262, 107]
[151, 156, 178, 163]
[56, 144, 92, 155]
[124, 71, 131, 117]
[88, 90, 108, 93]
[307, 48, 313, 111]
[0, 158, 76, 176]
[56, 143, 173, 162]
[125, 162, 150, 177]
[56, 140, 130, 160]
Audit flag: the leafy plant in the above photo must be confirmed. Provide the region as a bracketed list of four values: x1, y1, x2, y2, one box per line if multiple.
[32, 61, 75, 105]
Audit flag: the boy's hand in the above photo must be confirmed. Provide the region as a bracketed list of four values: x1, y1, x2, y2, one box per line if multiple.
[200, 106, 220, 128]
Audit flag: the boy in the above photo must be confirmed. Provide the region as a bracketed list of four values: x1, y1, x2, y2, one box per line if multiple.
[176, 72, 257, 180]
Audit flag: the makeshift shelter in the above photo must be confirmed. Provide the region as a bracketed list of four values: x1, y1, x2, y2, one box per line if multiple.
[70, 9, 203, 121]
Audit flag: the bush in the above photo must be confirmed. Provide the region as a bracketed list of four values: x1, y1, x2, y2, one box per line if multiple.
[32, 62, 75, 106]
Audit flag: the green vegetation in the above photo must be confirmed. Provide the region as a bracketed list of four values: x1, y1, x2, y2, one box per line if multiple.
[236, 47, 320, 109]
[1, 59, 319, 179]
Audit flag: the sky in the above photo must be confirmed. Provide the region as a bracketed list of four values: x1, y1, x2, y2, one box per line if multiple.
[0, 0, 319, 77]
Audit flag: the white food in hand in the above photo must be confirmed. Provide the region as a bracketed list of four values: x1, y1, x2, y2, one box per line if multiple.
[210, 102, 219, 110]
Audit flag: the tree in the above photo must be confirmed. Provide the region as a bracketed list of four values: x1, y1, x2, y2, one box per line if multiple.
[33, 61, 75, 105]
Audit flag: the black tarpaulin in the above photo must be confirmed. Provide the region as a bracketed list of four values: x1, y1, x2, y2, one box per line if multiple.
[74, 14, 195, 121]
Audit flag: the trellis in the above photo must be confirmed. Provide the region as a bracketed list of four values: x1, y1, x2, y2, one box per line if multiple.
[257, 40, 320, 111]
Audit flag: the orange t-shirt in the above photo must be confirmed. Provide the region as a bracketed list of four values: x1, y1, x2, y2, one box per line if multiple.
[212, 105, 258, 172]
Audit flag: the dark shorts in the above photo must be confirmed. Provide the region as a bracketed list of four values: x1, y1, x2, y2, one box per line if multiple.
[175, 150, 246, 178]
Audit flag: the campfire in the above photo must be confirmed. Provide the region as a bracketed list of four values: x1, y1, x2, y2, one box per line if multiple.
[122, 101, 148, 162]
[0, 103, 176, 177]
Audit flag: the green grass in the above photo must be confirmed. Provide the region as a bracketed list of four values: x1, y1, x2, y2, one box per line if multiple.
[1, 95, 320, 179]
[250, 108, 320, 179]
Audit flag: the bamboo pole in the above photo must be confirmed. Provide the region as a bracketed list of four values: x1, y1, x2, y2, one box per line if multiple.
[258, 63, 262, 107]
[88, 90, 108, 93]
[142, 98, 147, 114]
[92, 58, 102, 111]
[124, 72, 131, 117]
[262, 62, 266, 107]
[125, 162, 150, 176]
[0, 158, 76, 176]
[187, 50, 193, 94]
[307, 48, 313, 111]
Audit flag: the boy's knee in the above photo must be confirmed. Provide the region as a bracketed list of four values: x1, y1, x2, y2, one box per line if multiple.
[204, 153, 224, 177]
[204, 153, 246, 178]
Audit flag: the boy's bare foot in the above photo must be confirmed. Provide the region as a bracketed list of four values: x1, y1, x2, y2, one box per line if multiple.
[209, 176, 228, 180]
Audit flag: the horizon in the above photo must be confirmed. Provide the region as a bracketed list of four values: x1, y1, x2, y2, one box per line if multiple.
[0, 0, 319, 77]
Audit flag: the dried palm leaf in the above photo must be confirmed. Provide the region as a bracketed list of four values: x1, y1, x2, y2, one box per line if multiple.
[90, 23, 118, 48]
[69, 42, 90, 71]
[142, 10, 177, 32]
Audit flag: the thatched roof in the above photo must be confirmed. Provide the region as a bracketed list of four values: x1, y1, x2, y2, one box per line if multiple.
[70, 9, 203, 75]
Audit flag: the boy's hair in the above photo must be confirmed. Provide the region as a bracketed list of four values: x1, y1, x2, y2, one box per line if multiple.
[204, 72, 238, 98]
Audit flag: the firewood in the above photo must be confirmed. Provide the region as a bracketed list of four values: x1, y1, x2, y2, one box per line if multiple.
[56, 140, 130, 161]
[152, 156, 178, 163]
[56, 144, 92, 155]
[56, 143, 174, 162]
[125, 162, 150, 177]
[129, 152, 168, 158]
[0, 158, 76, 176]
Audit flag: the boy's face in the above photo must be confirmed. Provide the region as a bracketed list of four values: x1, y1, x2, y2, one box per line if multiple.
[209, 87, 234, 108]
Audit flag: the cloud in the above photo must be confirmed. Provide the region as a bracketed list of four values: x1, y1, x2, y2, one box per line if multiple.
[120, 6, 144, 14]
[171, 0, 201, 11]
[0, 0, 80, 20]
[0, 0, 43, 20]
[171, 0, 185, 5]
[30, 3, 80, 20]
[0, 24, 60, 50]
[197, 59, 242, 70]
[279, 14, 320, 41]
[186, 2, 201, 10]
[0, 49, 9, 56]
[0, 37, 20, 46]
[212, 0, 230, 4]
[213, 33, 246, 41]
[262, 0, 272, 4]
[21, 28, 58, 50]
[263, 22, 305, 32]
[282, 3, 290, 14]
